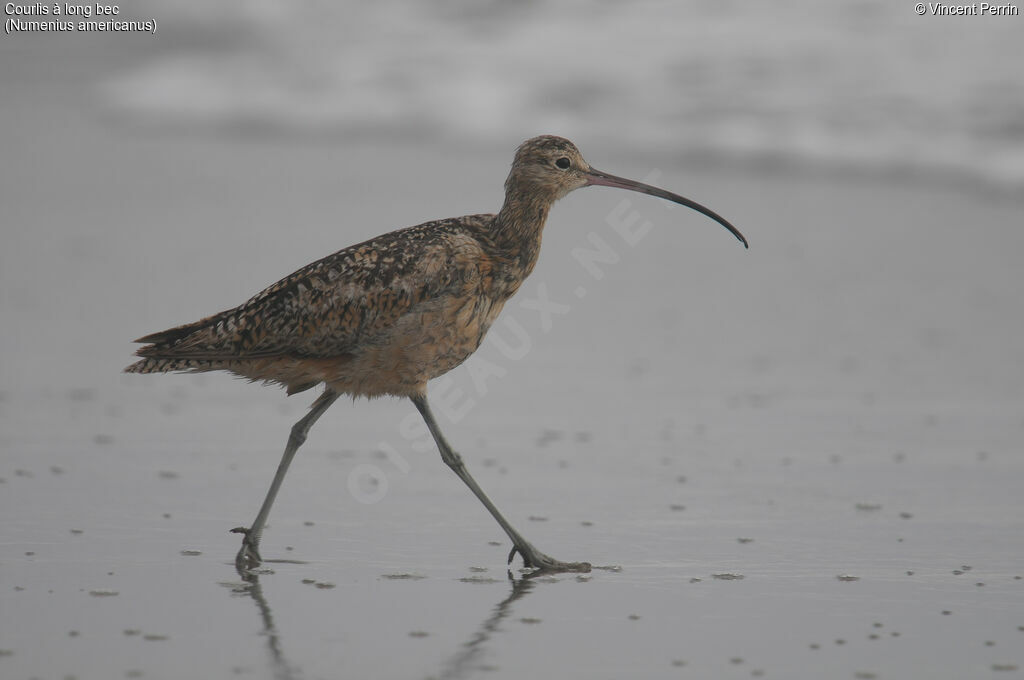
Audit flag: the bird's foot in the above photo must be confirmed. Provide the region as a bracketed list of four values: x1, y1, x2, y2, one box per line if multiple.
[508, 542, 591, 573]
[231, 526, 263, 571]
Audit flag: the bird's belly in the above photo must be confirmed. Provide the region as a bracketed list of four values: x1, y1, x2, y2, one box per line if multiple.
[325, 294, 506, 397]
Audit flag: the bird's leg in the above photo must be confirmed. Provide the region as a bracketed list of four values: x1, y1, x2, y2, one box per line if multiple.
[410, 394, 590, 573]
[233, 388, 341, 570]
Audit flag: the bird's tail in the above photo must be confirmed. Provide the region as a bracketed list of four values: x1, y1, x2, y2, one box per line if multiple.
[124, 357, 223, 374]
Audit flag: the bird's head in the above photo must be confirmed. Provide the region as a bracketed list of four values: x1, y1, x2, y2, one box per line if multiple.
[505, 135, 748, 248]
[506, 135, 593, 201]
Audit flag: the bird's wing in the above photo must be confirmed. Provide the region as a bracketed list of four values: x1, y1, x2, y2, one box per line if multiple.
[133, 218, 490, 361]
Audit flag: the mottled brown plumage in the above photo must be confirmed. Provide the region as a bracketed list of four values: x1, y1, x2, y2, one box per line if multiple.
[126, 135, 746, 574]
[126, 137, 583, 399]
[128, 216, 513, 397]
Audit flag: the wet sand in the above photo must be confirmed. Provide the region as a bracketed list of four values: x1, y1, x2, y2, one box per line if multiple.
[3, 36, 1024, 680]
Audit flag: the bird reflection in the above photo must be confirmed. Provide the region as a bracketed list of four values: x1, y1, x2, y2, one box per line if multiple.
[221, 565, 300, 680]
[224, 561, 560, 680]
[432, 573, 543, 680]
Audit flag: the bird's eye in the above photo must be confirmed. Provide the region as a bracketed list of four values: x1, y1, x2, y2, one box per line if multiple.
[555, 157, 571, 170]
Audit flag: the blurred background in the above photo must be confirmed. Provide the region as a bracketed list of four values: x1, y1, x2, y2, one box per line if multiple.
[3, 0, 1022, 398]
[2, 4, 1024, 679]
[84, 0, 1024, 188]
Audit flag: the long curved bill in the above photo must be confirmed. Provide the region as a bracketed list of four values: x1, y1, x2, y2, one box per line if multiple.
[585, 167, 748, 248]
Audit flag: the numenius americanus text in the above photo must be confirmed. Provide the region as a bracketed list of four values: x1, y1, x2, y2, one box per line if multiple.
[126, 135, 747, 573]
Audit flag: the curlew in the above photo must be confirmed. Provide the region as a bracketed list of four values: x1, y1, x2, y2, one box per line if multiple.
[126, 135, 747, 573]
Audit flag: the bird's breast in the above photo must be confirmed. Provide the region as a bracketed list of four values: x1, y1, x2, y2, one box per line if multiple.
[321, 291, 506, 397]
[316, 236, 529, 398]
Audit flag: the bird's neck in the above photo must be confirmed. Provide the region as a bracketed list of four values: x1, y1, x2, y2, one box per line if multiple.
[493, 191, 554, 279]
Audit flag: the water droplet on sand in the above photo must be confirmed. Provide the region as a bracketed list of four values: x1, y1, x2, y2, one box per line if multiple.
[458, 576, 501, 584]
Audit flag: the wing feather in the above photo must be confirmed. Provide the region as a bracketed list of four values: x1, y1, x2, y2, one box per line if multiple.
[133, 217, 489, 362]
